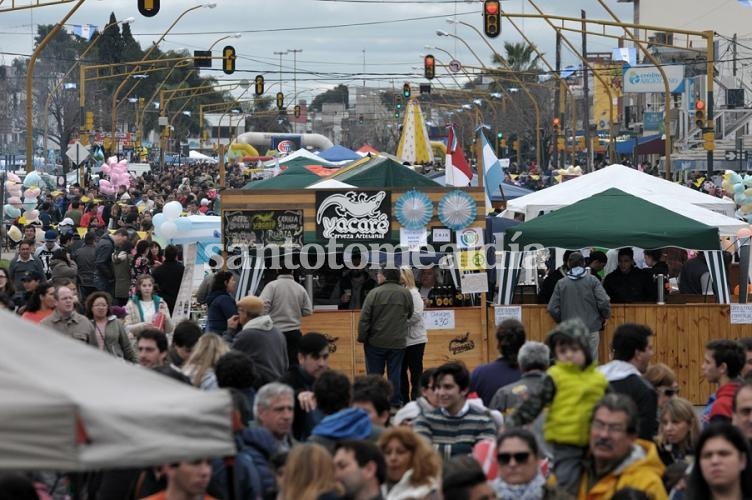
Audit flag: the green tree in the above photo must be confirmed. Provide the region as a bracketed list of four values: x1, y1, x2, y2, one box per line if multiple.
[311, 84, 349, 111]
[491, 41, 543, 82]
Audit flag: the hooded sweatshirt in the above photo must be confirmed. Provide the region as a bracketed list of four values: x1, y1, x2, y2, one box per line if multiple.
[233, 315, 289, 386]
[548, 266, 611, 333]
[598, 360, 658, 441]
[309, 408, 373, 453]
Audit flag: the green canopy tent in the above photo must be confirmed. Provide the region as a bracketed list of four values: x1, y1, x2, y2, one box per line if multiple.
[243, 163, 337, 190]
[330, 155, 441, 188]
[497, 188, 729, 304]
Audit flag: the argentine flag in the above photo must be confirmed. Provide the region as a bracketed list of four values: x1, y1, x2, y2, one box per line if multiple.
[479, 132, 505, 214]
[739, 0, 752, 6]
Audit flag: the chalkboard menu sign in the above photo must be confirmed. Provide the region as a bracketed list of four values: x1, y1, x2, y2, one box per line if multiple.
[223, 210, 304, 249]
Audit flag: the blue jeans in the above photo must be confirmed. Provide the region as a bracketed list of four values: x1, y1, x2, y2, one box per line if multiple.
[364, 344, 405, 407]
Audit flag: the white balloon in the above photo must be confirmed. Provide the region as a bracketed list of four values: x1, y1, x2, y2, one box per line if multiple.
[159, 220, 178, 240]
[162, 201, 183, 220]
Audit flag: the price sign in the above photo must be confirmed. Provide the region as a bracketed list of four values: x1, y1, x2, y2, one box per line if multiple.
[494, 306, 522, 325]
[423, 310, 455, 330]
[460, 273, 488, 293]
[730, 304, 752, 324]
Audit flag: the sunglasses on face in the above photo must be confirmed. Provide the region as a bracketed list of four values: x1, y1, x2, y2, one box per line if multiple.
[497, 452, 531, 465]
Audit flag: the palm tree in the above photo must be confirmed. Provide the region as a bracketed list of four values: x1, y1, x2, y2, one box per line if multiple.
[491, 41, 543, 82]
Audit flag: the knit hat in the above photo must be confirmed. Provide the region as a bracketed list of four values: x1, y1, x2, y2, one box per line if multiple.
[237, 295, 264, 316]
[546, 318, 594, 366]
[44, 229, 58, 241]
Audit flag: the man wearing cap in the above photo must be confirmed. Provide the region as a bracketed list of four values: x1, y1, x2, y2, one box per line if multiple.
[41, 285, 96, 345]
[230, 295, 288, 387]
[63, 201, 83, 227]
[8, 239, 45, 292]
[34, 229, 61, 281]
[57, 217, 76, 236]
[13, 270, 45, 312]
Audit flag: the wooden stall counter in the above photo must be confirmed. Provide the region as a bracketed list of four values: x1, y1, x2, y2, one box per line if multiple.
[301, 307, 488, 379]
[488, 304, 751, 405]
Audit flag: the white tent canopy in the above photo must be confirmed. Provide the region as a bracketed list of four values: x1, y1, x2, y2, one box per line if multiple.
[505, 164, 737, 220]
[0, 311, 235, 470]
[264, 148, 324, 167]
[305, 178, 356, 189]
[188, 150, 216, 162]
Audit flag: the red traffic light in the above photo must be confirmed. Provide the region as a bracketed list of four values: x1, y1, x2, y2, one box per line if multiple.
[695, 99, 705, 111]
[424, 55, 435, 80]
[483, 0, 501, 38]
[552, 118, 561, 126]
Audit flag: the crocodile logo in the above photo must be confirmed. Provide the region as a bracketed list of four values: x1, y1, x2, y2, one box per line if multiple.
[316, 191, 386, 223]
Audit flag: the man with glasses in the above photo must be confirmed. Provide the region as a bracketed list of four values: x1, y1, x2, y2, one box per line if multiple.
[577, 394, 667, 499]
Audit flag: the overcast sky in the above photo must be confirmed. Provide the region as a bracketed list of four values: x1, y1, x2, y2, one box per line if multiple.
[0, 0, 634, 101]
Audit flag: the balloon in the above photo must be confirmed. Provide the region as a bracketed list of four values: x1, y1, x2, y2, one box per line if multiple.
[22, 172, 42, 188]
[4, 204, 21, 218]
[8, 196, 21, 207]
[730, 172, 743, 185]
[152, 213, 165, 230]
[162, 201, 183, 220]
[100, 165, 111, 174]
[22, 197, 38, 211]
[745, 174, 752, 187]
[735, 183, 745, 194]
[25, 187, 41, 198]
[745, 188, 752, 198]
[7, 225, 22, 243]
[7, 172, 20, 183]
[734, 193, 746, 204]
[737, 228, 752, 239]
[159, 220, 177, 240]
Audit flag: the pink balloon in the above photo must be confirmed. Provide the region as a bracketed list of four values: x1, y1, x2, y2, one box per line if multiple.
[100, 165, 111, 174]
[738, 228, 752, 239]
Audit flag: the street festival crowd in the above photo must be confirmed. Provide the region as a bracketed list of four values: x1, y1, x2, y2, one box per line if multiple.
[2, 159, 752, 500]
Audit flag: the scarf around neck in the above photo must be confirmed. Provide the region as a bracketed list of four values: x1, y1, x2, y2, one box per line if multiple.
[494, 472, 547, 500]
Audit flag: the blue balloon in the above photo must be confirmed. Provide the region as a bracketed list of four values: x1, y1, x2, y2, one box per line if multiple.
[152, 213, 165, 229]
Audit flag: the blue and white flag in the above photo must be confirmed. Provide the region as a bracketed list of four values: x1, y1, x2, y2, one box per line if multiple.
[479, 132, 505, 214]
[739, 0, 752, 7]
[70, 24, 98, 41]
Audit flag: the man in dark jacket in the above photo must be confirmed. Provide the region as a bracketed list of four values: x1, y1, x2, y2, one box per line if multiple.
[603, 247, 652, 303]
[231, 295, 288, 387]
[72, 232, 98, 301]
[280, 332, 330, 441]
[357, 267, 413, 407]
[597, 323, 658, 441]
[151, 244, 184, 314]
[94, 228, 128, 296]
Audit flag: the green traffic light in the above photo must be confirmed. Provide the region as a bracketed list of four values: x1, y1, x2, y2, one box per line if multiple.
[497, 132, 503, 138]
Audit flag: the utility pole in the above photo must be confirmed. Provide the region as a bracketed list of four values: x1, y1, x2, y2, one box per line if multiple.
[555, 31, 562, 169]
[581, 11, 592, 172]
[288, 49, 303, 106]
[274, 51, 287, 95]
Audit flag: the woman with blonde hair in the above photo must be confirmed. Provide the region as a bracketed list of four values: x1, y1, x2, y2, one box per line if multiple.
[280, 443, 342, 500]
[655, 396, 700, 466]
[181, 333, 229, 390]
[377, 426, 440, 500]
[399, 267, 427, 403]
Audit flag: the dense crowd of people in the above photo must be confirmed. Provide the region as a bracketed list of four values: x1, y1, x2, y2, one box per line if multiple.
[2, 161, 752, 500]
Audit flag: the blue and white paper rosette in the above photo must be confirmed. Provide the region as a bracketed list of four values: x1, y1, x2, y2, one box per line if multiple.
[438, 190, 477, 230]
[395, 190, 433, 230]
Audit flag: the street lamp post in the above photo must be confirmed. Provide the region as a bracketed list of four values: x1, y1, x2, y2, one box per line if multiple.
[437, 29, 542, 169]
[111, 2, 217, 154]
[43, 16, 135, 160]
[273, 51, 287, 96]
[25, 0, 87, 172]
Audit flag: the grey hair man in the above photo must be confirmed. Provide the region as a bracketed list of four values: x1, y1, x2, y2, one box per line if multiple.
[253, 382, 296, 452]
[490, 341, 552, 459]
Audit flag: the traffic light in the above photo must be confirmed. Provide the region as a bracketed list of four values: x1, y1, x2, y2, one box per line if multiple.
[276, 92, 284, 111]
[703, 131, 715, 151]
[552, 117, 561, 134]
[294, 105, 301, 118]
[137, 0, 159, 17]
[424, 55, 435, 80]
[496, 132, 503, 154]
[254, 75, 264, 96]
[359, 115, 364, 124]
[85, 111, 94, 131]
[695, 99, 706, 129]
[483, 0, 501, 38]
[222, 45, 236, 75]
[403, 83, 411, 99]
[395, 96, 403, 111]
